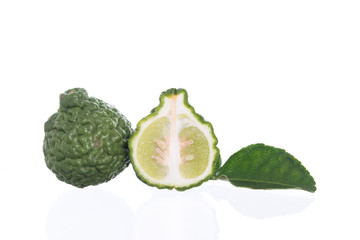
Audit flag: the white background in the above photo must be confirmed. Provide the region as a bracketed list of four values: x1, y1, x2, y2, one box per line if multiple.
[1, 1, 359, 239]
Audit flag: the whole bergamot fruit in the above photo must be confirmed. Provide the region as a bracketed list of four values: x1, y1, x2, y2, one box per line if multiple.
[43, 88, 132, 188]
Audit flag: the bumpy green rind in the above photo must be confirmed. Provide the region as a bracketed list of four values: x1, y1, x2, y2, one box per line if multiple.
[129, 88, 221, 191]
[216, 143, 316, 192]
[43, 88, 132, 188]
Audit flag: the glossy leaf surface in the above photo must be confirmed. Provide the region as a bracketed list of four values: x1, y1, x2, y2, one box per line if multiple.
[216, 144, 316, 192]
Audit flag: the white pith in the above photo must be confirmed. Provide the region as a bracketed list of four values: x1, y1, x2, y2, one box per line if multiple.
[132, 93, 217, 188]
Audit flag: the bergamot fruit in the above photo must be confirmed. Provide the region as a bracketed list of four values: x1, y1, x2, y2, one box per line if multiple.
[129, 88, 221, 190]
[43, 88, 132, 188]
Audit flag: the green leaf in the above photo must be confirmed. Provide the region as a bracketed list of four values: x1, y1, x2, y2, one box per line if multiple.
[216, 143, 316, 192]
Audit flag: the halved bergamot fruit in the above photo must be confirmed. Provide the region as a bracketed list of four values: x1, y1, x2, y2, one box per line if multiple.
[129, 88, 221, 191]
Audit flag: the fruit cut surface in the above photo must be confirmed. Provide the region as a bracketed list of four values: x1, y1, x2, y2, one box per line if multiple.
[129, 89, 220, 190]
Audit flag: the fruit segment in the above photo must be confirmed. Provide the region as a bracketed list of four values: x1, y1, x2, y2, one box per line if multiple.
[179, 126, 210, 179]
[136, 116, 170, 180]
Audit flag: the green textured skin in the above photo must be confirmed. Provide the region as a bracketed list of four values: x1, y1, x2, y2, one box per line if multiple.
[43, 88, 132, 188]
[129, 88, 221, 191]
[216, 143, 316, 192]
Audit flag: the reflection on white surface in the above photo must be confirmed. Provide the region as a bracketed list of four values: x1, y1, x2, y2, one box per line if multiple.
[46, 188, 133, 240]
[135, 190, 218, 240]
[204, 182, 315, 219]
[45, 182, 313, 239]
